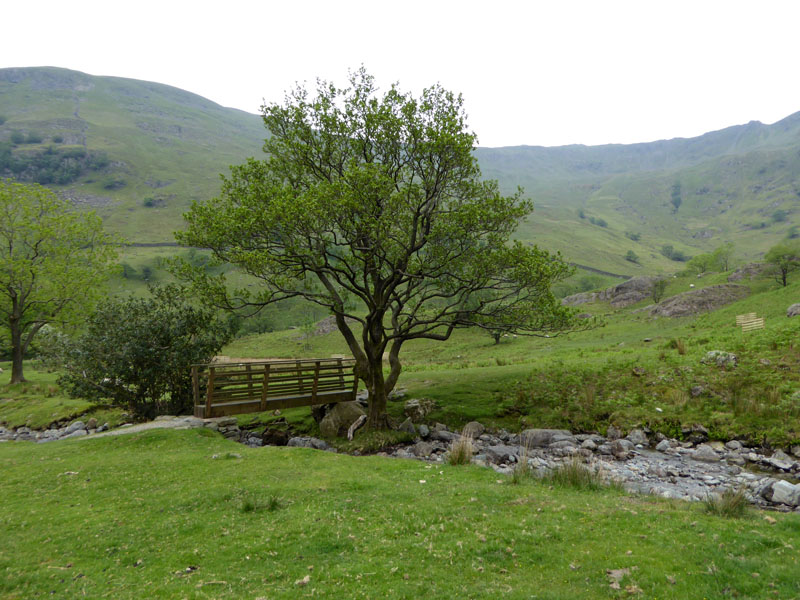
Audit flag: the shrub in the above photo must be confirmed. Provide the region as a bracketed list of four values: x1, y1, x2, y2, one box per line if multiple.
[625, 232, 641, 241]
[704, 488, 749, 518]
[542, 458, 612, 491]
[624, 250, 639, 263]
[447, 430, 474, 465]
[51, 135, 63, 143]
[772, 210, 788, 223]
[9, 131, 25, 144]
[652, 279, 668, 303]
[42, 285, 233, 419]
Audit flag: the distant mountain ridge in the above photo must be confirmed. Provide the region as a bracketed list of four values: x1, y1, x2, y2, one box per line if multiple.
[1, 66, 798, 274]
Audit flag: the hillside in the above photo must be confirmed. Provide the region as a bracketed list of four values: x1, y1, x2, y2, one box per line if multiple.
[1, 66, 799, 276]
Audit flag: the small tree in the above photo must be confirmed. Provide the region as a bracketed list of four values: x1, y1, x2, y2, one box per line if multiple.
[176, 68, 580, 429]
[0, 179, 117, 382]
[711, 242, 734, 272]
[764, 241, 800, 287]
[652, 279, 668, 303]
[670, 182, 682, 213]
[44, 286, 232, 419]
[624, 250, 639, 264]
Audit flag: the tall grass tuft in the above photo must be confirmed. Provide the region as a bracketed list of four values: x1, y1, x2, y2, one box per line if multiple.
[704, 488, 749, 519]
[542, 458, 613, 491]
[447, 429, 474, 466]
[511, 445, 535, 485]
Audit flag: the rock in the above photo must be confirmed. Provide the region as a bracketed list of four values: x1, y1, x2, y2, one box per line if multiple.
[216, 417, 237, 427]
[650, 284, 749, 318]
[632, 366, 646, 377]
[64, 421, 86, 435]
[792, 446, 800, 459]
[764, 450, 795, 471]
[609, 439, 633, 460]
[430, 429, 458, 442]
[727, 262, 768, 282]
[701, 351, 737, 368]
[548, 439, 578, 450]
[388, 388, 407, 402]
[682, 424, 709, 444]
[626, 429, 649, 447]
[397, 417, 416, 436]
[287, 437, 331, 451]
[691, 444, 720, 463]
[581, 439, 597, 451]
[418, 424, 430, 439]
[561, 277, 659, 308]
[86, 417, 98, 430]
[725, 440, 743, 451]
[485, 444, 519, 464]
[605, 425, 622, 441]
[462, 421, 485, 438]
[690, 385, 704, 397]
[788, 303, 800, 318]
[97, 423, 109, 432]
[412, 441, 434, 458]
[262, 428, 290, 446]
[319, 401, 366, 438]
[62, 429, 88, 440]
[655, 439, 671, 453]
[520, 428, 574, 448]
[708, 441, 725, 452]
[769, 480, 800, 506]
[403, 398, 435, 422]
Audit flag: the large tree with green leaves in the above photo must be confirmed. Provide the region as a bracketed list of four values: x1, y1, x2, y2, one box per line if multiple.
[0, 179, 117, 382]
[176, 69, 578, 429]
[764, 240, 800, 287]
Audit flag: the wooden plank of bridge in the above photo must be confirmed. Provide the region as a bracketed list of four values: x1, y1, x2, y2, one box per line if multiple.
[312, 360, 320, 403]
[259, 363, 271, 411]
[205, 366, 215, 417]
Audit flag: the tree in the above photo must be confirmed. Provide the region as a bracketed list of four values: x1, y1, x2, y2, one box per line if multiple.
[42, 286, 232, 419]
[764, 241, 800, 287]
[710, 242, 734, 271]
[651, 279, 668, 303]
[624, 250, 639, 264]
[176, 69, 579, 429]
[670, 182, 682, 213]
[0, 179, 117, 382]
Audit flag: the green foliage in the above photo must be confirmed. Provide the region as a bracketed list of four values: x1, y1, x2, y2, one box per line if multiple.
[542, 458, 614, 491]
[587, 216, 607, 227]
[176, 68, 578, 428]
[0, 115, 6, 125]
[661, 244, 691, 262]
[51, 134, 63, 143]
[142, 197, 155, 207]
[624, 250, 639, 263]
[787, 225, 800, 239]
[43, 286, 233, 419]
[0, 145, 109, 184]
[652, 279, 668, 303]
[685, 243, 734, 275]
[624, 231, 641, 241]
[0, 180, 118, 382]
[670, 181, 682, 213]
[764, 240, 800, 287]
[772, 209, 788, 223]
[9, 131, 25, 144]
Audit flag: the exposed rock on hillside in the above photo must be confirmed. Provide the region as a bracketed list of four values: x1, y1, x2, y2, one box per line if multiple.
[727, 262, 768, 282]
[787, 303, 800, 318]
[562, 276, 659, 308]
[649, 284, 749, 317]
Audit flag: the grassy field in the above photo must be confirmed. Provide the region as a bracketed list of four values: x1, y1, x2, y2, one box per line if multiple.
[1, 428, 799, 599]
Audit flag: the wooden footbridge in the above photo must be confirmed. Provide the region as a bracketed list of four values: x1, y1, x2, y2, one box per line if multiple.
[192, 358, 358, 419]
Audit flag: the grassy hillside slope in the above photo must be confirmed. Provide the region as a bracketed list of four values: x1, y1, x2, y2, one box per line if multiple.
[1, 67, 799, 277]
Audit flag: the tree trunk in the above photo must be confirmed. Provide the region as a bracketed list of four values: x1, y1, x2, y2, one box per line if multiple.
[365, 352, 390, 430]
[9, 319, 26, 383]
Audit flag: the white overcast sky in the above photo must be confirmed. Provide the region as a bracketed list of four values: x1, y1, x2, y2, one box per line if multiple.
[3, 0, 799, 148]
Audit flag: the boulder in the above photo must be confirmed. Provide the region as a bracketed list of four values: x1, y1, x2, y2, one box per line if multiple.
[412, 441, 434, 458]
[764, 450, 795, 471]
[655, 439, 671, 453]
[403, 398, 436, 422]
[462, 421, 485, 438]
[64, 421, 86, 435]
[605, 424, 622, 441]
[520, 428, 573, 448]
[261, 428, 290, 446]
[787, 303, 800, 318]
[86, 417, 98, 430]
[418, 424, 430, 439]
[561, 277, 658, 308]
[691, 444, 720, 463]
[430, 429, 458, 442]
[625, 429, 649, 447]
[701, 351, 737, 368]
[397, 417, 416, 436]
[287, 437, 331, 450]
[319, 401, 366, 438]
[485, 444, 519, 464]
[768, 480, 800, 507]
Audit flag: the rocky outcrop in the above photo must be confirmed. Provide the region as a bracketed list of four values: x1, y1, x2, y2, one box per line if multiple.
[787, 303, 800, 318]
[649, 284, 749, 317]
[727, 262, 768, 282]
[319, 401, 366, 438]
[562, 277, 659, 308]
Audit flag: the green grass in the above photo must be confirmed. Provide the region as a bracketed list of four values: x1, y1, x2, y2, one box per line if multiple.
[0, 362, 126, 429]
[1, 428, 799, 599]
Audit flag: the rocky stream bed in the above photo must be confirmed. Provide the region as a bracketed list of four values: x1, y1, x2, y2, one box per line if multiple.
[3, 414, 800, 512]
